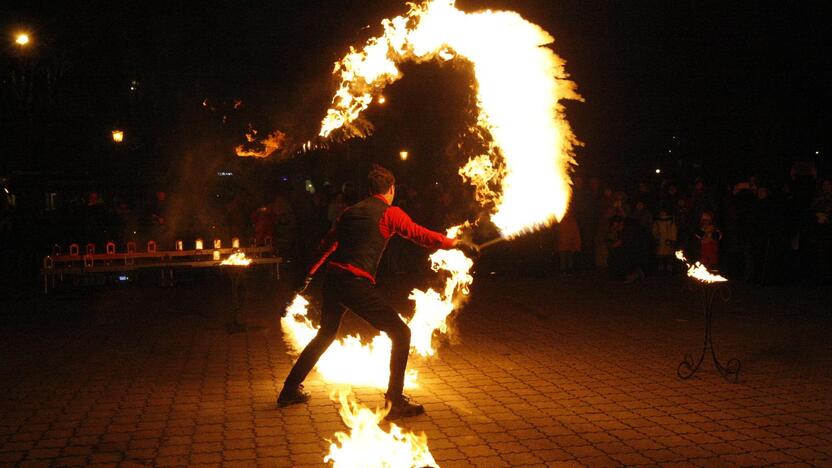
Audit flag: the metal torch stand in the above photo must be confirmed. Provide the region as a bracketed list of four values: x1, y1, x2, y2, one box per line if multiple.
[677, 282, 741, 383]
[227, 268, 247, 333]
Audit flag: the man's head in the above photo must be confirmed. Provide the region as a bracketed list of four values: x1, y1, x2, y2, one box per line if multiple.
[368, 164, 396, 203]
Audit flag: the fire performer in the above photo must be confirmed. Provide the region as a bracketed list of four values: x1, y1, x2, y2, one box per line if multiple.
[278, 164, 478, 418]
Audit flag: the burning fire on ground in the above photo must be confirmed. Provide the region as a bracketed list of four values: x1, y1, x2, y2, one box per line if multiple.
[675, 250, 727, 283]
[324, 388, 438, 468]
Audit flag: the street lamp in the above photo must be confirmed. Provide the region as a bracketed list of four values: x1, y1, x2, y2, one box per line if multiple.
[399, 150, 408, 161]
[111, 129, 124, 143]
[15, 33, 30, 46]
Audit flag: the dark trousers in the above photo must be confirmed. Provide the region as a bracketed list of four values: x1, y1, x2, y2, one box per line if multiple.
[282, 271, 412, 399]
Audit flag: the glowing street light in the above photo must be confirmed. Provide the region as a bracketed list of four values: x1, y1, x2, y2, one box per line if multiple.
[655, 168, 662, 175]
[377, 96, 386, 104]
[15, 33, 30, 46]
[111, 129, 124, 143]
[399, 150, 408, 161]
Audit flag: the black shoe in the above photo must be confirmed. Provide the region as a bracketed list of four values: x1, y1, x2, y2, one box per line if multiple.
[277, 384, 311, 407]
[385, 394, 424, 419]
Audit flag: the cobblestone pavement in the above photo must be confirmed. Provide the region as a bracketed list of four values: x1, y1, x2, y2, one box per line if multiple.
[1, 272, 831, 467]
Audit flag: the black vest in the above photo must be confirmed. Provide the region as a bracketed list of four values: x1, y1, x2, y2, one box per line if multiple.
[329, 196, 390, 278]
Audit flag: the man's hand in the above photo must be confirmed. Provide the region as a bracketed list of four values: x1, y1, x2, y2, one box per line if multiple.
[294, 275, 314, 295]
[453, 240, 480, 258]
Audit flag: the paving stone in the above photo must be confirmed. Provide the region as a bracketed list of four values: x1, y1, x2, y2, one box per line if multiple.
[2, 275, 831, 467]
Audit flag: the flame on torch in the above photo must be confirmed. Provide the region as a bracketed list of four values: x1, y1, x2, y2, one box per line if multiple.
[675, 251, 727, 283]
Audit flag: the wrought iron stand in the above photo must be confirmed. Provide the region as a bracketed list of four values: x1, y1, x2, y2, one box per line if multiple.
[677, 282, 741, 383]
[227, 268, 248, 333]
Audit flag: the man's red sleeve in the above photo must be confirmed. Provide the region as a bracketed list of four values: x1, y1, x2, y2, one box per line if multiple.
[380, 206, 456, 249]
[308, 228, 338, 276]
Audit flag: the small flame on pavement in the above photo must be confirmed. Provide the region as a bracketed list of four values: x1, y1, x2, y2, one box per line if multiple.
[675, 251, 727, 283]
[221, 252, 252, 266]
[324, 387, 439, 468]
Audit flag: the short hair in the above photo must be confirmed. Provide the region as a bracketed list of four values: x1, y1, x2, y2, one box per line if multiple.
[368, 164, 395, 195]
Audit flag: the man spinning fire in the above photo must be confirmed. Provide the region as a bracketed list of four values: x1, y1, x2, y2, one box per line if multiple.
[278, 164, 478, 418]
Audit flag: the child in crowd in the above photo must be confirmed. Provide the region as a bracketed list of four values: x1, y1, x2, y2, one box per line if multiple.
[695, 211, 722, 268]
[652, 208, 677, 273]
[556, 211, 581, 274]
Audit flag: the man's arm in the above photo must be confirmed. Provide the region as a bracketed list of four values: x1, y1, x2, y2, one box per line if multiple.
[380, 206, 457, 250]
[307, 227, 338, 276]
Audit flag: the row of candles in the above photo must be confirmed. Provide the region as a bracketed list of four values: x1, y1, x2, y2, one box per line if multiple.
[189, 238, 244, 261]
[188, 237, 241, 251]
[58, 236, 268, 258]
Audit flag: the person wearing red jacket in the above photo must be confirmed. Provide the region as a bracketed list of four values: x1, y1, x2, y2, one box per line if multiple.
[278, 165, 478, 418]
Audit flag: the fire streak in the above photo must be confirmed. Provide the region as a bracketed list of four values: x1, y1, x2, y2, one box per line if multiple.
[320, 0, 580, 236]
[235, 126, 286, 158]
[675, 251, 727, 283]
[324, 388, 438, 468]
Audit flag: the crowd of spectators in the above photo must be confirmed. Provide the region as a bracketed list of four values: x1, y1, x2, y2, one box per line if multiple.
[2, 162, 830, 287]
[561, 167, 832, 285]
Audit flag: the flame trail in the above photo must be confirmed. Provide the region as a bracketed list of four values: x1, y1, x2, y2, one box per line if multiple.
[321, 0, 581, 236]
[324, 388, 438, 468]
[235, 126, 286, 158]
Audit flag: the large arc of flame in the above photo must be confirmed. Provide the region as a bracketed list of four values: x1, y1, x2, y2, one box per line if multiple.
[321, 0, 581, 237]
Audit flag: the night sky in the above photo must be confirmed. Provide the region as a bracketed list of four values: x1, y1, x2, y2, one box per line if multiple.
[2, 0, 829, 188]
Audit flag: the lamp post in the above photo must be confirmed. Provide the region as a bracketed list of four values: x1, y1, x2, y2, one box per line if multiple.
[111, 129, 124, 143]
[399, 150, 408, 161]
[15, 33, 30, 46]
